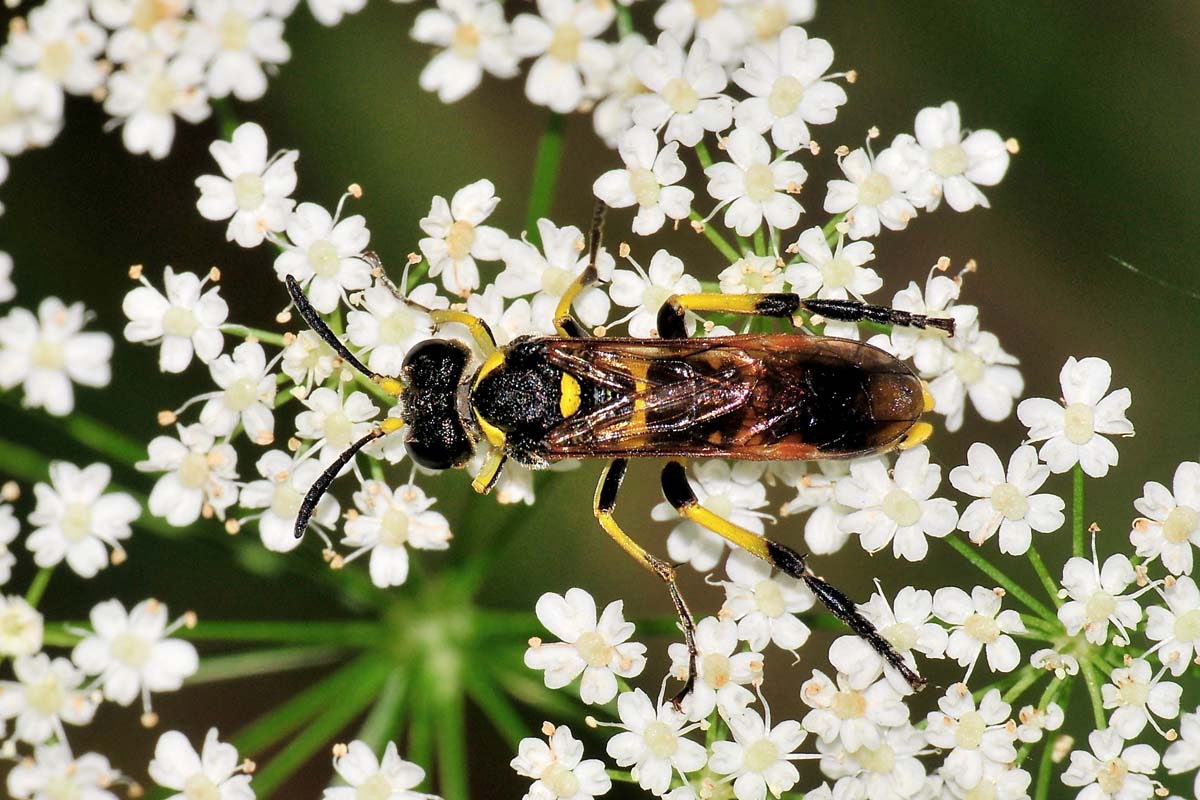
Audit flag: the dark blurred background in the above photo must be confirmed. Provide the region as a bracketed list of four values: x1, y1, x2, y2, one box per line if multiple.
[1, 1, 1198, 795]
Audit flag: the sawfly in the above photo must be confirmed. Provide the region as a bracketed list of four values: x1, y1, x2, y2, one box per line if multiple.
[285, 206, 954, 705]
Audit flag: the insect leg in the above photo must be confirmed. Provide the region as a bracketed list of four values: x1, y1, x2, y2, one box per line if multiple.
[429, 309, 498, 355]
[593, 459, 699, 709]
[553, 201, 607, 338]
[656, 293, 956, 338]
[659, 460, 927, 691]
[471, 447, 507, 495]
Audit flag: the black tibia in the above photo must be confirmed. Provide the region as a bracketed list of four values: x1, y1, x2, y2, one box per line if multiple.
[768, 539, 927, 691]
[586, 200, 606, 273]
[295, 429, 381, 539]
[802, 298, 956, 337]
[660, 460, 696, 509]
[553, 202, 608, 339]
[285, 276, 376, 379]
[593, 459, 699, 710]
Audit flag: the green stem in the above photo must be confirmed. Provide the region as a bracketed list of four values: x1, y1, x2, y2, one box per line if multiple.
[1073, 465, 1085, 558]
[615, 4, 633, 37]
[606, 770, 637, 784]
[1033, 687, 1068, 799]
[525, 112, 566, 244]
[465, 667, 528, 749]
[1081, 657, 1107, 730]
[1026, 544, 1063, 608]
[435, 683, 469, 800]
[250, 658, 392, 796]
[753, 228, 766, 256]
[0, 395, 145, 467]
[24, 568, 53, 608]
[1001, 666, 1042, 704]
[821, 212, 847, 245]
[353, 669, 409, 750]
[407, 672, 435, 791]
[688, 211, 740, 263]
[694, 140, 714, 169]
[189, 646, 347, 684]
[221, 324, 287, 348]
[183, 620, 386, 646]
[945, 536, 1057, 621]
[233, 655, 377, 757]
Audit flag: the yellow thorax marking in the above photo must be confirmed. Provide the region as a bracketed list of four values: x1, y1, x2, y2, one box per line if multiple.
[473, 349, 505, 389]
[473, 408, 506, 449]
[898, 422, 933, 450]
[560, 373, 582, 418]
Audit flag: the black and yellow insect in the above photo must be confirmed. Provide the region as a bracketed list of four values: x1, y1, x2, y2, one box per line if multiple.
[285, 209, 954, 705]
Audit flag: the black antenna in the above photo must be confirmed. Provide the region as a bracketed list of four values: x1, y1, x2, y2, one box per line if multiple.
[285, 275, 377, 380]
[295, 429, 382, 539]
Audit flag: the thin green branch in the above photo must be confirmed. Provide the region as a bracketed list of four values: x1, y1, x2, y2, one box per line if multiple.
[189, 646, 347, 684]
[1001, 666, 1043, 704]
[753, 228, 766, 257]
[436, 684, 469, 800]
[688, 211, 740, 263]
[1080, 657, 1107, 730]
[25, 568, 53, 608]
[945, 536, 1058, 622]
[1033, 687, 1068, 800]
[354, 669, 409, 750]
[615, 4, 633, 37]
[466, 667, 528, 749]
[1073, 465, 1085, 558]
[525, 112, 566, 244]
[1027, 544, 1063, 608]
[250, 658, 392, 796]
[221, 324, 287, 348]
[694, 140, 714, 169]
[183, 620, 386, 646]
[0, 395, 145, 468]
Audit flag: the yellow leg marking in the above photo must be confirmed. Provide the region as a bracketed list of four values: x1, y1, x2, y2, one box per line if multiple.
[560, 373, 582, 418]
[554, 267, 600, 337]
[375, 376, 404, 397]
[473, 350, 506, 389]
[471, 447, 506, 494]
[380, 417, 405, 435]
[669, 293, 764, 314]
[431, 309, 496, 354]
[898, 422, 933, 450]
[677, 504, 772, 560]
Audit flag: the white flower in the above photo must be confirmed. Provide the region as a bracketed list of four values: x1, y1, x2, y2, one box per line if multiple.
[950, 443, 1064, 555]
[6, 745, 118, 800]
[195, 121, 298, 248]
[139, 423, 239, 525]
[274, 201, 372, 313]
[0, 595, 43, 657]
[776, 460, 853, 555]
[605, 689, 707, 796]
[652, 0, 746, 65]
[718, 549, 813, 653]
[823, 143, 919, 240]
[190, 0, 290, 101]
[467, 283, 540, 347]
[0, 653, 96, 744]
[709, 707, 806, 800]
[72, 598, 199, 708]
[833, 585, 947, 694]
[717, 254, 785, 295]
[2, 0, 107, 110]
[511, 725, 612, 800]
[0, 251, 14, 303]
[816, 724, 928, 799]
[1163, 711, 1200, 798]
[630, 33, 731, 147]
[0, 503, 16, 585]
[26, 461, 138, 578]
[197, 340, 278, 442]
[783, 226, 879, 338]
[705, 128, 805, 237]
[1016, 356, 1133, 478]
[1030, 648, 1079, 680]
[412, 0, 518, 103]
[1015, 701, 1063, 744]
[835, 447, 957, 562]
[0, 296, 113, 415]
[926, 319, 1023, 431]
[1062, 729, 1159, 800]
[800, 670, 908, 753]
[497, 219, 614, 333]
[324, 740, 435, 800]
[104, 53, 210, 159]
[525, 587, 646, 705]
[123, 266, 229, 373]
[1145, 575, 1200, 677]
[281, 329, 336, 388]
[150, 729, 253, 800]
[902, 102, 1011, 212]
[1057, 546, 1143, 646]
[98, 0, 190, 64]
[876, 273, 974, 375]
[593, 127, 693, 236]
[607, 248, 700, 337]
[934, 586, 1026, 679]
[239, 449, 339, 552]
[732, 27, 845, 150]
[511, 0, 614, 114]
[341, 481, 451, 588]
[667, 616, 761, 721]
[651, 461, 769, 572]
[589, 31, 646, 148]
[417, 179, 508, 296]
[1102, 658, 1181, 740]
[1131, 461, 1200, 575]
[737, 0, 815, 45]
[940, 762, 1031, 800]
[0, 62, 62, 153]
[924, 684, 1016, 791]
[294, 387, 378, 465]
[346, 283, 443, 378]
